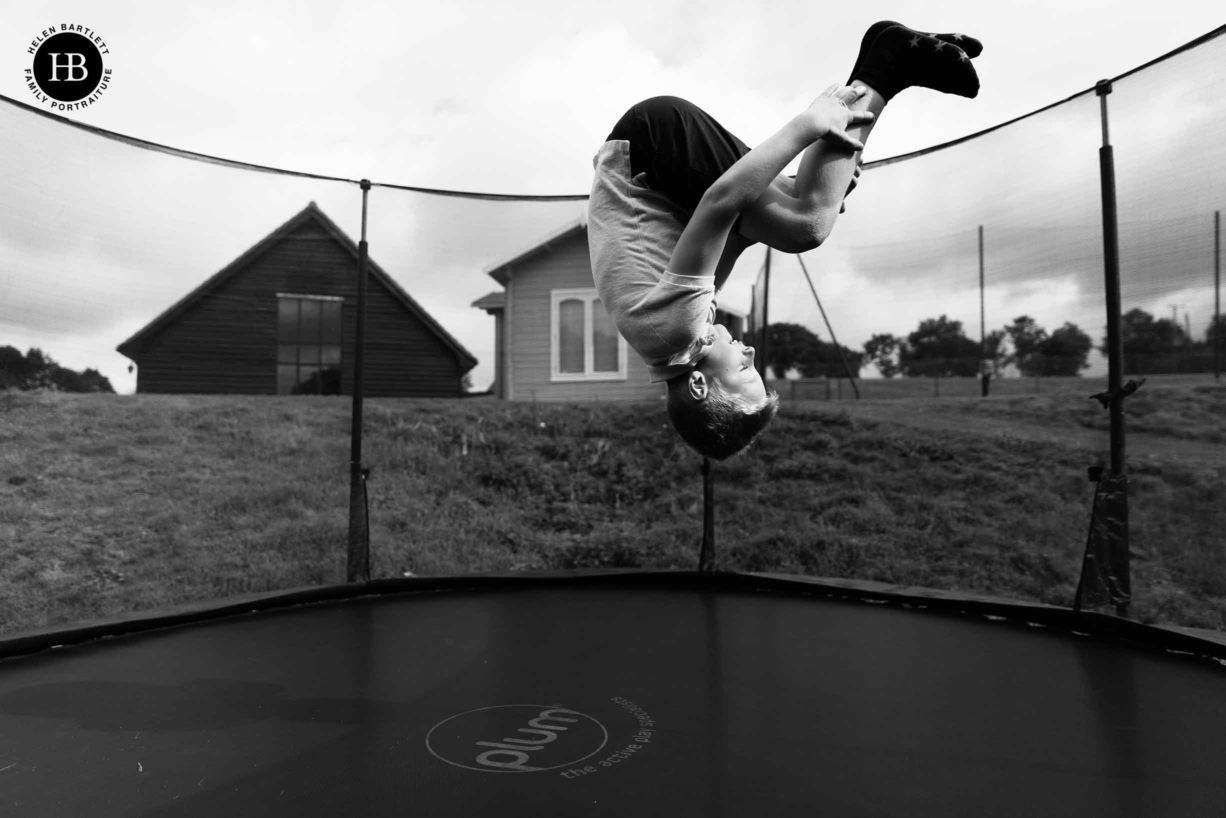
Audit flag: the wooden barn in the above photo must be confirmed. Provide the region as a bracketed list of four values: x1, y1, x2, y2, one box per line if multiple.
[118, 202, 477, 397]
[472, 214, 744, 401]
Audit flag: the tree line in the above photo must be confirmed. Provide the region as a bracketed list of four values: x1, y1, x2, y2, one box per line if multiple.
[762, 309, 1225, 379]
[0, 346, 115, 392]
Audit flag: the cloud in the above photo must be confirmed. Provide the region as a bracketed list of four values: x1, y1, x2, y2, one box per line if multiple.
[5, 0, 1226, 395]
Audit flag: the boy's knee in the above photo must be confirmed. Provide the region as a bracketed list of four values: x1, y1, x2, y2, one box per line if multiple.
[740, 203, 835, 254]
[805, 211, 842, 250]
[785, 203, 839, 252]
[779, 221, 826, 254]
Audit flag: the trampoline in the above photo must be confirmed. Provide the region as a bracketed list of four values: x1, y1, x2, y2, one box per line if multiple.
[2, 571, 1225, 817]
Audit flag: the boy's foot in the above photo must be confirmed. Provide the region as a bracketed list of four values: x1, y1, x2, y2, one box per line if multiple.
[852, 24, 981, 101]
[848, 21, 982, 84]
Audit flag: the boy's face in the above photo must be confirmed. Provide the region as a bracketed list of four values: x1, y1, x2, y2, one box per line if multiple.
[693, 324, 766, 404]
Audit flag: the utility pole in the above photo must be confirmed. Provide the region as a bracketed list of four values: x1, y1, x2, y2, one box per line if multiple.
[761, 248, 771, 384]
[980, 225, 988, 397]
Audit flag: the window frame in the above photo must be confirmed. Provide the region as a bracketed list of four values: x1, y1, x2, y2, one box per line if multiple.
[549, 288, 628, 383]
[276, 293, 344, 395]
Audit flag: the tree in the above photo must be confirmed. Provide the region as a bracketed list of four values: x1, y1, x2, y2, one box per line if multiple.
[1196, 314, 1225, 370]
[1205, 314, 1226, 349]
[863, 333, 901, 378]
[0, 346, 27, 388]
[799, 339, 863, 379]
[1041, 322, 1093, 376]
[761, 323, 861, 379]
[983, 329, 1008, 377]
[900, 315, 979, 377]
[1208, 314, 1226, 373]
[1104, 308, 1189, 372]
[1004, 315, 1048, 377]
[0, 346, 114, 393]
[1120, 308, 1188, 352]
[1003, 316, 1091, 377]
[765, 323, 821, 379]
[81, 369, 115, 392]
[0, 346, 60, 390]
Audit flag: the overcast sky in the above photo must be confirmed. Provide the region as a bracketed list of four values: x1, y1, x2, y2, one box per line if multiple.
[3, 1, 1224, 393]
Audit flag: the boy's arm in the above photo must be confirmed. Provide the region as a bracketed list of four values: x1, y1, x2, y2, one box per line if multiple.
[713, 232, 752, 292]
[668, 88, 872, 279]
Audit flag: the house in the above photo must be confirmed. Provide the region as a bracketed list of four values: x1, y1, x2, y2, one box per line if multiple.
[471, 214, 745, 401]
[118, 202, 477, 397]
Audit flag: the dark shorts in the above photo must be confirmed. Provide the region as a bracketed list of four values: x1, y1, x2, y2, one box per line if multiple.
[606, 96, 752, 221]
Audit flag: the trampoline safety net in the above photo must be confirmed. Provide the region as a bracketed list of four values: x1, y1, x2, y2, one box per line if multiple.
[0, 26, 1224, 640]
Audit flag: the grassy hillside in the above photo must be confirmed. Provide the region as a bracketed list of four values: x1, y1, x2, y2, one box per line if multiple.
[1, 384, 1223, 637]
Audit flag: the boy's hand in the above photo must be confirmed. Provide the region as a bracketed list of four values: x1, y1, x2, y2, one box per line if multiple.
[806, 84, 874, 152]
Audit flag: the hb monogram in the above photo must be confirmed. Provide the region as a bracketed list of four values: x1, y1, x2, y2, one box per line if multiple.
[47, 53, 90, 82]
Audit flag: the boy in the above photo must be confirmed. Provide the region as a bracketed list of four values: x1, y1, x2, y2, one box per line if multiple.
[587, 22, 983, 459]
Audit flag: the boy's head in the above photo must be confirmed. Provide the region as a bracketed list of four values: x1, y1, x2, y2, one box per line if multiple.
[666, 324, 779, 460]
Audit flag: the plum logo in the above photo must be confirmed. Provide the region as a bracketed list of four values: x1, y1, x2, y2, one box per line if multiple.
[426, 705, 608, 773]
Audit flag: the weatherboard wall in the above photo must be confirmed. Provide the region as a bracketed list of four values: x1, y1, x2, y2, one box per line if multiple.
[131, 220, 467, 397]
[505, 230, 658, 402]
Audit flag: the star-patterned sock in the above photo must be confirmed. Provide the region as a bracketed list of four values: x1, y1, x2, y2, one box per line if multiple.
[847, 21, 982, 86]
[851, 24, 981, 101]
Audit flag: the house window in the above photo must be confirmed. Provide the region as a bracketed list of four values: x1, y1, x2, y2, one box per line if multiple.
[277, 294, 343, 395]
[550, 289, 627, 381]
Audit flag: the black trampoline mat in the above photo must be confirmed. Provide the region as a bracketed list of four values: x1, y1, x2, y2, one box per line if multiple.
[2, 583, 1224, 817]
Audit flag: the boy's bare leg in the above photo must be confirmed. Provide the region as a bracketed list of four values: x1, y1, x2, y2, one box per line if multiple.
[732, 86, 878, 252]
[735, 22, 981, 253]
[789, 83, 885, 241]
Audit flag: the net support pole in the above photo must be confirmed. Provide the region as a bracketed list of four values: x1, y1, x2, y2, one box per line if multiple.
[1215, 209, 1221, 379]
[761, 248, 771, 383]
[699, 458, 715, 572]
[347, 180, 372, 584]
[979, 225, 989, 397]
[1095, 81, 1130, 617]
[751, 259, 766, 379]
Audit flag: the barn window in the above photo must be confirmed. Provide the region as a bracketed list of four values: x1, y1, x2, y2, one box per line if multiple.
[277, 294, 343, 395]
[550, 289, 626, 382]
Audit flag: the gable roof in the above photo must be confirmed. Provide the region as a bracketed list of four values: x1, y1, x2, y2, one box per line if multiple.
[117, 202, 477, 371]
[483, 213, 587, 287]
[478, 211, 748, 321]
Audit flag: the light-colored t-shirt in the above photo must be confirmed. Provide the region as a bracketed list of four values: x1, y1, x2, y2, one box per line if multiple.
[587, 139, 717, 383]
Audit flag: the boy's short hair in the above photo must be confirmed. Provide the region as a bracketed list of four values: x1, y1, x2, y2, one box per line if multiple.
[665, 374, 780, 460]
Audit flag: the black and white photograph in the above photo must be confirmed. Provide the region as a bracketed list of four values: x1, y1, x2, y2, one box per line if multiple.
[2, 2, 1224, 815]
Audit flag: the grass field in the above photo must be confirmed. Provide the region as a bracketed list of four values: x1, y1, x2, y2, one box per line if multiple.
[1, 380, 1223, 638]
